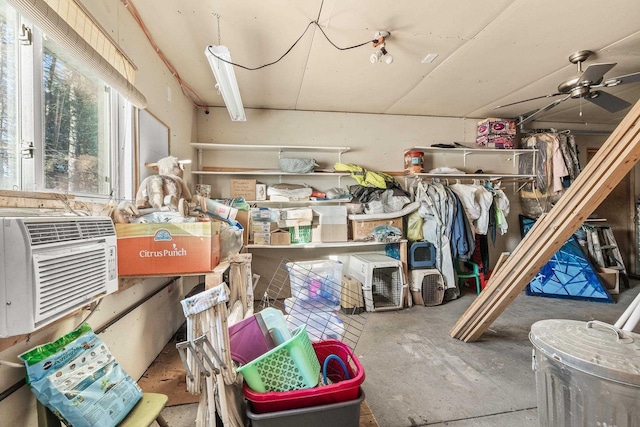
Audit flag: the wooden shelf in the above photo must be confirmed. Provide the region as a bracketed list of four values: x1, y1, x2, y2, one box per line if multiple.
[243, 198, 353, 205]
[192, 170, 350, 177]
[407, 173, 535, 181]
[406, 146, 534, 156]
[246, 240, 406, 249]
[404, 145, 536, 181]
[191, 143, 350, 154]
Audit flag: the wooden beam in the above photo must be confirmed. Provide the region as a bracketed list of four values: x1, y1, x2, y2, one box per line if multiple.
[450, 98, 640, 342]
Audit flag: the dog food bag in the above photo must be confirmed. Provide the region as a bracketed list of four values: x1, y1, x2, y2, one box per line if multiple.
[19, 323, 142, 427]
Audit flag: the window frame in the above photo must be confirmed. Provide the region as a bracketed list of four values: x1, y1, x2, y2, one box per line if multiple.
[1, 4, 134, 200]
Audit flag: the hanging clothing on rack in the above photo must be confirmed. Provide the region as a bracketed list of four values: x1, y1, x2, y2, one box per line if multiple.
[520, 131, 580, 218]
[558, 133, 581, 182]
[552, 136, 569, 193]
[475, 184, 493, 235]
[415, 180, 475, 300]
[493, 187, 510, 236]
[449, 182, 481, 232]
[448, 181, 493, 235]
[416, 181, 457, 297]
[449, 187, 475, 261]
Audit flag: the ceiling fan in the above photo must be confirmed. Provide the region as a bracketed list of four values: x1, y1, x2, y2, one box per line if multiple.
[495, 50, 640, 125]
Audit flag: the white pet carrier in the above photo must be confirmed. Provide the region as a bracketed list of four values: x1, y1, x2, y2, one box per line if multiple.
[348, 253, 406, 312]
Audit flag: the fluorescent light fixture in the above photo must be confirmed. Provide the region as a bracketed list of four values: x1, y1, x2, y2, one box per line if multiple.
[205, 45, 246, 121]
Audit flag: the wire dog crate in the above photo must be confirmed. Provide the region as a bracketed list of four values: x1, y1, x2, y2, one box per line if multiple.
[348, 253, 406, 312]
[260, 259, 368, 351]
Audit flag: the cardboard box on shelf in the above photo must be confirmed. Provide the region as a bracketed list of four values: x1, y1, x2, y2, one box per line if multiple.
[235, 210, 249, 245]
[476, 118, 516, 137]
[476, 134, 516, 149]
[311, 206, 348, 242]
[277, 208, 313, 228]
[596, 266, 619, 295]
[270, 229, 291, 246]
[231, 179, 257, 200]
[115, 221, 220, 276]
[253, 232, 270, 246]
[203, 198, 238, 220]
[250, 221, 273, 243]
[350, 217, 404, 241]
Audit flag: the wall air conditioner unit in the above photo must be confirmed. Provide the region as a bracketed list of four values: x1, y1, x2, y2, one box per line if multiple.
[0, 216, 118, 337]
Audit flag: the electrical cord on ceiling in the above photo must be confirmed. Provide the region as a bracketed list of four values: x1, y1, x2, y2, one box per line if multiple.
[123, 0, 379, 109]
[206, 20, 376, 71]
[122, 0, 207, 110]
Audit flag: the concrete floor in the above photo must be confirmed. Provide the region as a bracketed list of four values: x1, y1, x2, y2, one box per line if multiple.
[158, 282, 640, 427]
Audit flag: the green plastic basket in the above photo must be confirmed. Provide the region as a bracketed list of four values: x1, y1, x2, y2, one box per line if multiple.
[237, 325, 320, 392]
[288, 225, 312, 244]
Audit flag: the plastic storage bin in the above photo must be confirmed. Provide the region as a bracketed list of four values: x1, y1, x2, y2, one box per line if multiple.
[229, 308, 291, 364]
[348, 253, 406, 312]
[228, 313, 275, 365]
[286, 260, 343, 309]
[288, 225, 312, 243]
[246, 388, 365, 427]
[259, 307, 292, 345]
[244, 339, 365, 414]
[530, 319, 640, 426]
[284, 305, 345, 342]
[236, 325, 320, 393]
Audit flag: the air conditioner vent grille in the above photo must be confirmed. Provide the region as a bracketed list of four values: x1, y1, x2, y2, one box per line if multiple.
[25, 219, 115, 246]
[33, 243, 108, 325]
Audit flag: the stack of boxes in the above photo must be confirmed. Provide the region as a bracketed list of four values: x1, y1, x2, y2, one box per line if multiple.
[248, 206, 349, 245]
[278, 208, 314, 244]
[476, 118, 517, 149]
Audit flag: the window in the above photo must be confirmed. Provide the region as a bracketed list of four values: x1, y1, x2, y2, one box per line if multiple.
[42, 37, 111, 195]
[0, 0, 132, 198]
[0, 1, 18, 190]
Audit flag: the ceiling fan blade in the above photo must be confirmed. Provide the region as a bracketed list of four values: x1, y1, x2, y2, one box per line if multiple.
[586, 90, 631, 113]
[602, 71, 640, 87]
[493, 93, 563, 109]
[579, 63, 616, 86]
[517, 94, 572, 126]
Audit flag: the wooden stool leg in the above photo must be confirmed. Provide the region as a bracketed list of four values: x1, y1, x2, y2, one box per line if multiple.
[156, 414, 170, 427]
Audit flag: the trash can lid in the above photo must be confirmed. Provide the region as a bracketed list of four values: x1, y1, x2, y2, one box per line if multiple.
[529, 319, 640, 387]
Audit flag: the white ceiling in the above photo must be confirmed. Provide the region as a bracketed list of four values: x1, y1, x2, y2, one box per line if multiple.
[130, 0, 640, 127]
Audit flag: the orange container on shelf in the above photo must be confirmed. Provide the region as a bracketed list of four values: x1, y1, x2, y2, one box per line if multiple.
[403, 150, 424, 174]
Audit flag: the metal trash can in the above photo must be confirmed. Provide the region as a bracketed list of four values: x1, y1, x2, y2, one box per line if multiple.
[529, 319, 640, 427]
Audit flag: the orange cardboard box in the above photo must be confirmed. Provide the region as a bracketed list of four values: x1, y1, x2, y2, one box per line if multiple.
[115, 221, 220, 276]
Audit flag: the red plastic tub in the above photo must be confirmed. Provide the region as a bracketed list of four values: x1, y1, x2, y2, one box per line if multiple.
[243, 339, 365, 413]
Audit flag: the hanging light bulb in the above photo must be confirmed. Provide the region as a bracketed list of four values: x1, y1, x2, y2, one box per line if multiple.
[370, 31, 393, 65]
[381, 46, 393, 64]
[370, 49, 383, 64]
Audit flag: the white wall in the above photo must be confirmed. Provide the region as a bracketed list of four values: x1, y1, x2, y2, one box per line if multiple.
[196, 108, 536, 289]
[0, 1, 199, 424]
